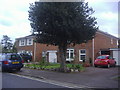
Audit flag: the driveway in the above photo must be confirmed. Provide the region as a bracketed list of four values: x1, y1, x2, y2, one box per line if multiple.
[14, 66, 119, 88]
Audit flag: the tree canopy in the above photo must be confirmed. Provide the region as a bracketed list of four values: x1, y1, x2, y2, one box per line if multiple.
[29, 2, 98, 46]
[28, 2, 98, 72]
[1, 35, 14, 53]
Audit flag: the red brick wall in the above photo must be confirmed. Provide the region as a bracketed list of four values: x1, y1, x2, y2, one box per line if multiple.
[15, 40, 34, 60]
[15, 31, 118, 63]
[94, 32, 118, 59]
[34, 44, 58, 62]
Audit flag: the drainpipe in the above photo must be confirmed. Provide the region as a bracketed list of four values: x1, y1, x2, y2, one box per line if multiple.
[34, 42, 36, 62]
[92, 38, 95, 66]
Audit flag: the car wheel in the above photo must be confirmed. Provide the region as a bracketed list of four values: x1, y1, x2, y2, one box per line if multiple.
[17, 68, 21, 71]
[114, 62, 116, 67]
[107, 64, 110, 68]
[94, 65, 97, 67]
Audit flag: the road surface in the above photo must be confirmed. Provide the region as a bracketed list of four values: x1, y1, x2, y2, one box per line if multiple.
[2, 72, 68, 88]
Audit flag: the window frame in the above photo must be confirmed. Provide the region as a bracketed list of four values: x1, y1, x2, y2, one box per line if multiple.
[79, 49, 86, 62]
[27, 38, 33, 46]
[66, 49, 74, 61]
[111, 38, 113, 44]
[19, 39, 26, 46]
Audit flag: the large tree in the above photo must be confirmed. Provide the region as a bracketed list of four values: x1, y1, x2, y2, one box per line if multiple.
[1, 35, 13, 53]
[28, 2, 98, 72]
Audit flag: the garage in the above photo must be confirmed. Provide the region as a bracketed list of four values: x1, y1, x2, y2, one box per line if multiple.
[47, 51, 57, 63]
[110, 48, 120, 66]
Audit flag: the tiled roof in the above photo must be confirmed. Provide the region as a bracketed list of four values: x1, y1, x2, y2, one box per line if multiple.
[15, 30, 118, 40]
[97, 30, 118, 39]
[16, 34, 35, 40]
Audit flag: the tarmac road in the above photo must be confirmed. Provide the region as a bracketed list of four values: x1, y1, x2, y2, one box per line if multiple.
[2, 72, 69, 88]
[15, 66, 119, 88]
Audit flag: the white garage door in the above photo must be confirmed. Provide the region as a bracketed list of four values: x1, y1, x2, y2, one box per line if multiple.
[113, 50, 120, 66]
[48, 51, 57, 63]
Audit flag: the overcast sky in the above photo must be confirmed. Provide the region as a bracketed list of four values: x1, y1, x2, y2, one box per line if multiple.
[0, 0, 119, 42]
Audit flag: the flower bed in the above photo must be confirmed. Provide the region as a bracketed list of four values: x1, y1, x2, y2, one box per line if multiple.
[24, 63, 85, 73]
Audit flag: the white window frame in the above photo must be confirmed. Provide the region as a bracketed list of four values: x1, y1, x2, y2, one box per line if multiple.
[79, 49, 86, 62]
[111, 38, 113, 44]
[66, 49, 74, 61]
[27, 38, 33, 46]
[19, 39, 26, 46]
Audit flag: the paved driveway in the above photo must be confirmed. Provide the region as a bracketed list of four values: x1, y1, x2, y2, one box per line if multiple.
[14, 67, 119, 88]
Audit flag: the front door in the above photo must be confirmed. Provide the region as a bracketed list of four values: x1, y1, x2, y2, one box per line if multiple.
[48, 51, 57, 63]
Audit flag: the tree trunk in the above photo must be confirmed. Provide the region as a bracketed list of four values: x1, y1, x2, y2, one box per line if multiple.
[58, 44, 67, 72]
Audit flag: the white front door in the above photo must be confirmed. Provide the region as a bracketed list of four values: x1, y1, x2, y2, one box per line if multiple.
[48, 51, 57, 63]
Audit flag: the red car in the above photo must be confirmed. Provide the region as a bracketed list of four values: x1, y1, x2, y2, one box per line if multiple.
[94, 55, 116, 68]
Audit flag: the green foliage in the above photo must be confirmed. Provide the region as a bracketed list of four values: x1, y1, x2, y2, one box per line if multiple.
[39, 57, 49, 68]
[29, 2, 98, 46]
[12, 44, 17, 53]
[66, 64, 84, 70]
[39, 57, 46, 65]
[28, 2, 98, 72]
[24, 63, 85, 71]
[1, 35, 13, 53]
[44, 64, 60, 69]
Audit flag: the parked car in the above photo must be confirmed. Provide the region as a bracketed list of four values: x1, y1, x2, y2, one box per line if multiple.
[94, 55, 116, 68]
[0, 53, 24, 72]
[20, 53, 32, 63]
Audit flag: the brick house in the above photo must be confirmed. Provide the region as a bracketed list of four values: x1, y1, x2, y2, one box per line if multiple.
[15, 30, 118, 65]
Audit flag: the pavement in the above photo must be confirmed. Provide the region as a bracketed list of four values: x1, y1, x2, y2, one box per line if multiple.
[14, 66, 119, 88]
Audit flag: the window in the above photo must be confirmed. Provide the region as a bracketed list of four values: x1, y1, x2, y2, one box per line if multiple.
[66, 49, 74, 61]
[27, 38, 33, 45]
[6, 54, 22, 60]
[19, 39, 26, 46]
[79, 49, 86, 62]
[81, 49, 86, 53]
[97, 56, 106, 59]
[111, 38, 113, 44]
[108, 56, 112, 59]
[42, 51, 46, 57]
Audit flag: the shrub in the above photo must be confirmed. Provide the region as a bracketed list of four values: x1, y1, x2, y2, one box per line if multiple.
[39, 57, 49, 68]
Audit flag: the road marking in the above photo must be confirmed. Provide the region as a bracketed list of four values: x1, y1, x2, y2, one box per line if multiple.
[10, 73, 91, 88]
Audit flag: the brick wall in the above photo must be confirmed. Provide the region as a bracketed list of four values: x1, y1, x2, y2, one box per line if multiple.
[34, 43, 58, 62]
[15, 31, 118, 64]
[94, 32, 118, 59]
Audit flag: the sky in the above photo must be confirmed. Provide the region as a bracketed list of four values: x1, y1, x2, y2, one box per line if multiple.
[0, 0, 119, 43]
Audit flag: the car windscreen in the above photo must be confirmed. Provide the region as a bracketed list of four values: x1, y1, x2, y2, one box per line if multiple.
[6, 54, 22, 60]
[97, 56, 106, 59]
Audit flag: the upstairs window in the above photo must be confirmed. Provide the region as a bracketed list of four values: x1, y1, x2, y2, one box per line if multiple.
[19, 39, 26, 46]
[27, 38, 33, 46]
[111, 38, 113, 44]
